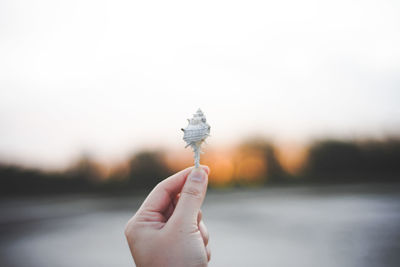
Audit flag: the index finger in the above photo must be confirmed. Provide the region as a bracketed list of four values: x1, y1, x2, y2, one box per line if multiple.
[138, 165, 210, 214]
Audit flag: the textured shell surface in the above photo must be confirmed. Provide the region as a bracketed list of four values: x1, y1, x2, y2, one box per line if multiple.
[182, 109, 210, 168]
[183, 123, 210, 143]
[182, 109, 210, 144]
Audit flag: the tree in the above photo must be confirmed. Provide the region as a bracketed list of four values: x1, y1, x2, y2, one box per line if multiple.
[128, 151, 171, 190]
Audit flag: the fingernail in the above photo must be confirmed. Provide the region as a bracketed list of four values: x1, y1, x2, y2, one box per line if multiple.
[189, 168, 206, 182]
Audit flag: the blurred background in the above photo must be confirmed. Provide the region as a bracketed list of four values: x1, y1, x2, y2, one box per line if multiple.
[1, 0, 400, 266]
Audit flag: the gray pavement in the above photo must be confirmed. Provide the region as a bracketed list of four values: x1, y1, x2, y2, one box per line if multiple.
[1, 184, 400, 267]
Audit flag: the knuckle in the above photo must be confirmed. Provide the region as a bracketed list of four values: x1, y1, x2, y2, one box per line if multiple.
[124, 218, 138, 239]
[152, 182, 163, 193]
[124, 221, 133, 237]
[181, 186, 202, 199]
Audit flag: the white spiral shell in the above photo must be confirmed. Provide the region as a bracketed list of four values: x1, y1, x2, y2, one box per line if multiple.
[181, 109, 210, 167]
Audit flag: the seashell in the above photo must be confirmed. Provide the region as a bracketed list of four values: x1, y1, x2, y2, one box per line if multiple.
[181, 109, 210, 168]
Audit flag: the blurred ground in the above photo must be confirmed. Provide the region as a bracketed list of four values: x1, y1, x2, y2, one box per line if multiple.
[1, 183, 400, 267]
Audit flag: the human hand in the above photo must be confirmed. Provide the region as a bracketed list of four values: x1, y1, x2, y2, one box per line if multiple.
[125, 166, 211, 267]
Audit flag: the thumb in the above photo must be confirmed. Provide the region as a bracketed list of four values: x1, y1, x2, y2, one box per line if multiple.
[171, 167, 209, 224]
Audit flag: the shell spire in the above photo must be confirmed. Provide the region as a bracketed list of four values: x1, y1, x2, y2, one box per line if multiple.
[181, 109, 211, 168]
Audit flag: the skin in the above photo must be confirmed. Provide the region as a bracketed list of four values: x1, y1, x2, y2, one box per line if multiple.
[125, 166, 211, 267]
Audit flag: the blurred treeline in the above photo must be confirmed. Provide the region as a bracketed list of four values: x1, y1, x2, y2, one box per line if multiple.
[1, 138, 399, 196]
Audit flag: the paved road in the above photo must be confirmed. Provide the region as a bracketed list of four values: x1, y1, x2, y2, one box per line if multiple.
[1, 184, 400, 267]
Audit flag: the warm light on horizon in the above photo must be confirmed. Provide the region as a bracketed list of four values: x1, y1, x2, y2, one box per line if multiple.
[203, 148, 236, 187]
[275, 142, 308, 175]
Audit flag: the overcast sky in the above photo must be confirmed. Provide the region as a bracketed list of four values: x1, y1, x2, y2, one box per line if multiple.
[1, 0, 400, 169]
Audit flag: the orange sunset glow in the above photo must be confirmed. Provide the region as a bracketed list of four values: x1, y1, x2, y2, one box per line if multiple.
[275, 142, 308, 175]
[163, 142, 305, 187]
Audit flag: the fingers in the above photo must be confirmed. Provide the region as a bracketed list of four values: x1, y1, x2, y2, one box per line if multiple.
[139, 166, 209, 214]
[197, 210, 209, 247]
[173, 194, 180, 207]
[163, 194, 180, 220]
[198, 210, 210, 258]
[199, 220, 209, 246]
[170, 167, 209, 224]
[197, 209, 202, 224]
[198, 213, 211, 262]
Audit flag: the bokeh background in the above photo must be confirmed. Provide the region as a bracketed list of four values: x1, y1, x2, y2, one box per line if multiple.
[1, 0, 400, 266]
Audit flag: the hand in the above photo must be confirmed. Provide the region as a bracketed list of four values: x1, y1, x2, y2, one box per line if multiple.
[125, 166, 211, 267]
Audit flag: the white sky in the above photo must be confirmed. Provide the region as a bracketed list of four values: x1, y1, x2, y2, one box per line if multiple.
[1, 0, 400, 169]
